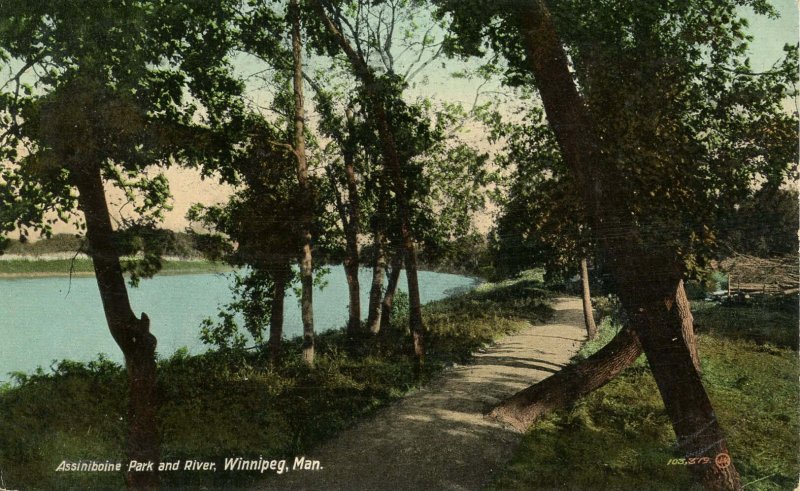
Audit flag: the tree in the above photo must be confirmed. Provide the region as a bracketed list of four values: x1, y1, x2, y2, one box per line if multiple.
[289, 0, 317, 366]
[311, 82, 372, 338]
[0, 2, 241, 486]
[437, 0, 797, 488]
[189, 112, 305, 363]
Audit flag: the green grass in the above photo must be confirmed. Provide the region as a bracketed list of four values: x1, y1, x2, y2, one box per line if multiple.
[0, 273, 551, 490]
[0, 258, 231, 276]
[488, 297, 800, 491]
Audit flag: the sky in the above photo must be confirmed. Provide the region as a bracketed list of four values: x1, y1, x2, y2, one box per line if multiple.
[11, 1, 800, 239]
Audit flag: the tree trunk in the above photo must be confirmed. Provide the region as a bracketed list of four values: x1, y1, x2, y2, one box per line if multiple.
[677, 279, 701, 372]
[489, 326, 641, 431]
[380, 251, 404, 332]
[626, 277, 736, 489]
[367, 232, 387, 334]
[343, 258, 361, 335]
[291, 0, 314, 366]
[269, 264, 290, 364]
[312, 0, 425, 368]
[516, 3, 740, 488]
[342, 111, 362, 337]
[72, 162, 159, 489]
[580, 258, 597, 339]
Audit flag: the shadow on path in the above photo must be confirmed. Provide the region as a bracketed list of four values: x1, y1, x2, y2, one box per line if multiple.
[254, 298, 586, 491]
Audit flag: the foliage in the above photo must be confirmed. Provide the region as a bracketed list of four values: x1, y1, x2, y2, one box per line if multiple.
[716, 188, 800, 258]
[0, 0, 244, 276]
[439, 0, 798, 280]
[487, 103, 588, 280]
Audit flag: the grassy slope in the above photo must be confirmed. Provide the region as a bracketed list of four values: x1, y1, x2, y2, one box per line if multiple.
[0, 273, 551, 490]
[489, 297, 799, 491]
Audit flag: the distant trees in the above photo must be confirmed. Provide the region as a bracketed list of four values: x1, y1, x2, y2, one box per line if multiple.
[717, 187, 799, 258]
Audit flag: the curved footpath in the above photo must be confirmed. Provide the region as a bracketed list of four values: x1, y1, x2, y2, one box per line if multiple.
[256, 297, 586, 491]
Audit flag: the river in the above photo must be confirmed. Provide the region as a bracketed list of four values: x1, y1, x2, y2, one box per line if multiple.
[0, 268, 477, 381]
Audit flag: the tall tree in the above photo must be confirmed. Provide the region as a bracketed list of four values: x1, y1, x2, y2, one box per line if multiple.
[312, 84, 370, 338]
[290, 0, 317, 365]
[437, 0, 797, 489]
[0, 1, 241, 486]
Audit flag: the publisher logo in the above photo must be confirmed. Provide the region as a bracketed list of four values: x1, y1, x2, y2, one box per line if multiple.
[714, 453, 731, 470]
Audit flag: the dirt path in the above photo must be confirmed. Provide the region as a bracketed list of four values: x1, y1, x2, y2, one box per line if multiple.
[257, 297, 586, 491]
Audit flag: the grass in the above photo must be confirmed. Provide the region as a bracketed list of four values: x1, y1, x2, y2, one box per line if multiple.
[0, 258, 231, 276]
[0, 272, 551, 490]
[488, 296, 799, 491]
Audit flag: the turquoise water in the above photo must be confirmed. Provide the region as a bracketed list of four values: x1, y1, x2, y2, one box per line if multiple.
[0, 268, 476, 381]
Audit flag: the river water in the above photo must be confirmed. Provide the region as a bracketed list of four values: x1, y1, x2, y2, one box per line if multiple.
[0, 268, 476, 381]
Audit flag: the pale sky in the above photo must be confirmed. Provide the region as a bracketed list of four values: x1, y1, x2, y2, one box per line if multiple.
[14, 2, 800, 239]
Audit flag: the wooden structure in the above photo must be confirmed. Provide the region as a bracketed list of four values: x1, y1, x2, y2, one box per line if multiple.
[720, 253, 799, 296]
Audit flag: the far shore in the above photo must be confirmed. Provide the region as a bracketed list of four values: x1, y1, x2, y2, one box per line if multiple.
[0, 256, 233, 279]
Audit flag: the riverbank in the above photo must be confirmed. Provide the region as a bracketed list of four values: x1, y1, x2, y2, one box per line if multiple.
[0, 272, 552, 490]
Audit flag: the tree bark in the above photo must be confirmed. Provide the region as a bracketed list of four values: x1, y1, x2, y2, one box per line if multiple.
[380, 251, 404, 332]
[269, 263, 290, 364]
[367, 231, 387, 334]
[580, 258, 598, 339]
[291, 0, 314, 366]
[515, 3, 739, 488]
[489, 326, 641, 431]
[677, 279, 701, 372]
[342, 110, 362, 337]
[312, 0, 425, 366]
[72, 162, 159, 489]
[626, 277, 734, 489]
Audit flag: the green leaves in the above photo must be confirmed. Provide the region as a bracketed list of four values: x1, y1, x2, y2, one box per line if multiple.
[0, 0, 244, 267]
[440, 0, 798, 274]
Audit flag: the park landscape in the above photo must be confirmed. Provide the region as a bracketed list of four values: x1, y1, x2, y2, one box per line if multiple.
[0, 1, 798, 490]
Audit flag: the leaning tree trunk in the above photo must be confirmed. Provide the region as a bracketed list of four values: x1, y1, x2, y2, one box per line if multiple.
[579, 258, 598, 339]
[489, 326, 641, 431]
[312, 0, 426, 368]
[366, 231, 387, 334]
[489, 279, 699, 426]
[380, 251, 404, 332]
[269, 263, 291, 364]
[291, 0, 314, 366]
[625, 274, 733, 489]
[516, 3, 739, 489]
[72, 162, 159, 489]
